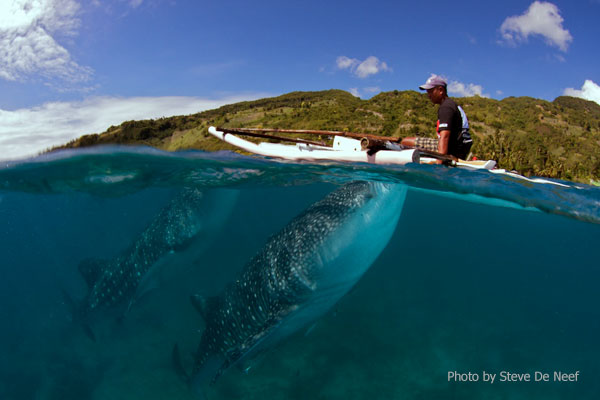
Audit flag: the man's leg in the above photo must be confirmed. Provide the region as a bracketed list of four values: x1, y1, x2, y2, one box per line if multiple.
[401, 137, 416, 147]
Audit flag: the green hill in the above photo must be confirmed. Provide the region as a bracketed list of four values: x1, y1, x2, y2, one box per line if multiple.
[53, 89, 600, 183]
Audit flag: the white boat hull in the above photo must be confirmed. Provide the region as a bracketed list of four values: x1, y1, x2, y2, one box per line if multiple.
[208, 126, 419, 165]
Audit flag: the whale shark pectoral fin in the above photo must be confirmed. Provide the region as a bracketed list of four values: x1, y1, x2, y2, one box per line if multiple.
[78, 258, 108, 289]
[190, 294, 219, 322]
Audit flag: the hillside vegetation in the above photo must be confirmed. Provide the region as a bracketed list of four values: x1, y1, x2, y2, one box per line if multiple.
[54, 89, 600, 183]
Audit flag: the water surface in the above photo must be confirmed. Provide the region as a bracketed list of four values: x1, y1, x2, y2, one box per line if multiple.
[1, 147, 598, 399]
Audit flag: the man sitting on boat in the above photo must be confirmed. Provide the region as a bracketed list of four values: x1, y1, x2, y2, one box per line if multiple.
[401, 74, 473, 160]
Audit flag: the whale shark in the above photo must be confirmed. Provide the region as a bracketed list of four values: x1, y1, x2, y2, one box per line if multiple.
[65, 187, 238, 340]
[174, 181, 407, 397]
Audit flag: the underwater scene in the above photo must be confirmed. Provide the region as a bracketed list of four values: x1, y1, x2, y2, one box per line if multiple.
[1, 146, 599, 400]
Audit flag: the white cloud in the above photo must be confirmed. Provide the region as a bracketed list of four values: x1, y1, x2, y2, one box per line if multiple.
[129, 0, 144, 8]
[499, 1, 572, 51]
[355, 57, 390, 78]
[554, 54, 566, 62]
[336, 55, 391, 78]
[448, 80, 489, 98]
[563, 80, 600, 105]
[363, 86, 381, 94]
[336, 56, 358, 70]
[347, 86, 381, 98]
[0, 94, 268, 161]
[0, 0, 92, 83]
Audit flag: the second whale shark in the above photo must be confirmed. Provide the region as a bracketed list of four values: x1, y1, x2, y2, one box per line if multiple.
[65, 187, 238, 340]
[174, 180, 408, 397]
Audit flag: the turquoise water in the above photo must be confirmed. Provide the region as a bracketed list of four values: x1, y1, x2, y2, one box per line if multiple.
[1, 146, 599, 399]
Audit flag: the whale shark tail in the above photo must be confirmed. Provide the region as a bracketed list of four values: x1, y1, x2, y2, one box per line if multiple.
[60, 288, 97, 342]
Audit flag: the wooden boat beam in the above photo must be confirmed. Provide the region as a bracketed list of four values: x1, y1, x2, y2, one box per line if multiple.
[218, 128, 327, 146]
[218, 127, 402, 143]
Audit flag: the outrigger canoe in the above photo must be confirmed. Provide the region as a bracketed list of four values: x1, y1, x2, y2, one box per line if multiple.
[208, 126, 496, 170]
[208, 127, 572, 188]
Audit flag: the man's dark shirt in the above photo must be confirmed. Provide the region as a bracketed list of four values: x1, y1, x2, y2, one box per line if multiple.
[437, 97, 472, 159]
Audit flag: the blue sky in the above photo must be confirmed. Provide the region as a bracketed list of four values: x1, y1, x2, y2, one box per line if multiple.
[1, 0, 599, 160]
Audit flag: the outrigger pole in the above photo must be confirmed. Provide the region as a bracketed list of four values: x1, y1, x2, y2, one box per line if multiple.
[217, 127, 327, 146]
[217, 127, 401, 143]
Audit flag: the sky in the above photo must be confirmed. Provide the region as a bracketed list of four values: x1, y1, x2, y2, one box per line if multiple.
[1, 0, 600, 160]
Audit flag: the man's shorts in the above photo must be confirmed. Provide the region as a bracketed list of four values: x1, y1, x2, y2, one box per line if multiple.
[415, 137, 438, 152]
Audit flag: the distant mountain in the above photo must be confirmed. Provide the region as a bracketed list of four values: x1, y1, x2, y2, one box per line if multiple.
[53, 89, 600, 183]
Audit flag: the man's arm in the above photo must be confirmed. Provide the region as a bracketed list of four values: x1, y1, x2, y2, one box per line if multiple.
[432, 130, 450, 164]
[437, 130, 450, 154]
